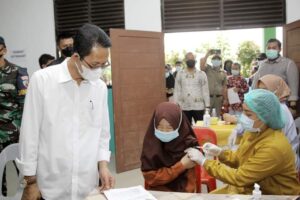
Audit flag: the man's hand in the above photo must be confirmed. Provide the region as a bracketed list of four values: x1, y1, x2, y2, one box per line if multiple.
[99, 161, 115, 192]
[21, 183, 41, 200]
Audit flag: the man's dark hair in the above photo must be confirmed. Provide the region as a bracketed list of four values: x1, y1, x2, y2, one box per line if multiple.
[73, 24, 111, 58]
[175, 61, 182, 65]
[232, 62, 241, 70]
[267, 38, 281, 49]
[39, 54, 55, 68]
[56, 31, 74, 45]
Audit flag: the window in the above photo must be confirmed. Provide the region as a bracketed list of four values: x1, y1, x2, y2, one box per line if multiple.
[54, 0, 125, 35]
[162, 0, 285, 32]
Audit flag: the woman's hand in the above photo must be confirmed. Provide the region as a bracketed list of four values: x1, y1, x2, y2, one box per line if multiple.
[180, 154, 196, 169]
[203, 142, 223, 156]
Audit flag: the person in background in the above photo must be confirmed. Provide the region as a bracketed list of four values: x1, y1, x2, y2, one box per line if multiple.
[17, 24, 114, 200]
[223, 59, 233, 76]
[187, 89, 300, 195]
[226, 62, 249, 116]
[165, 64, 175, 101]
[257, 74, 300, 170]
[200, 50, 227, 117]
[248, 53, 267, 86]
[173, 60, 182, 79]
[226, 75, 300, 169]
[252, 39, 299, 116]
[38, 54, 55, 69]
[50, 31, 74, 66]
[0, 36, 29, 196]
[141, 102, 198, 192]
[174, 52, 210, 124]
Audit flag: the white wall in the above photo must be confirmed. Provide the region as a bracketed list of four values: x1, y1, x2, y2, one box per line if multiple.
[124, 0, 162, 32]
[286, 0, 300, 23]
[0, 0, 56, 76]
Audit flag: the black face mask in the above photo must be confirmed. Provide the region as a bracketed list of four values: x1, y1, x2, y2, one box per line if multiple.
[61, 46, 74, 57]
[186, 60, 196, 68]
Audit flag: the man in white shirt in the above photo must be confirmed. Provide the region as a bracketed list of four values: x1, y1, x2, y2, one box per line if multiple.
[17, 24, 114, 200]
[174, 52, 210, 124]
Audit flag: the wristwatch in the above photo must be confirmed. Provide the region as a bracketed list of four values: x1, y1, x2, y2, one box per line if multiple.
[20, 176, 37, 188]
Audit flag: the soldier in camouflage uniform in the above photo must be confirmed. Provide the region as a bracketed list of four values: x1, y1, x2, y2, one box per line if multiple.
[0, 36, 28, 195]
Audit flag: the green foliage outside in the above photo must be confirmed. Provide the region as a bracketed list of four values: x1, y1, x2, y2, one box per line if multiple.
[237, 41, 260, 77]
[165, 35, 261, 78]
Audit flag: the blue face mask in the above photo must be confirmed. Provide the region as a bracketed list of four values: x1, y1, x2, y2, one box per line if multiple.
[239, 113, 261, 133]
[211, 59, 222, 68]
[154, 113, 182, 142]
[266, 49, 279, 60]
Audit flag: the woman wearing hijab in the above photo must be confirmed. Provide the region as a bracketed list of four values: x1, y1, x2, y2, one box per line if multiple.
[140, 102, 199, 192]
[257, 74, 300, 170]
[187, 89, 300, 194]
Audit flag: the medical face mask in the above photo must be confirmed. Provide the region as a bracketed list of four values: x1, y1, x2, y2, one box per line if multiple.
[231, 70, 240, 76]
[75, 62, 103, 81]
[186, 60, 196, 68]
[266, 49, 279, 60]
[176, 66, 181, 71]
[211, 59, 222, 68]
[61, 46, 74, 57]
[239, 113, 261, 133]
[154, 113, 182, 142]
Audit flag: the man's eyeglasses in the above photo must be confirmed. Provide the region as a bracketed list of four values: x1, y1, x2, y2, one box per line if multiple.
[82, 59, 110, 70]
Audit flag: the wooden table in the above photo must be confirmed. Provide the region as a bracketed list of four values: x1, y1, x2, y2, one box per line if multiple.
[86, 190, 299, 200]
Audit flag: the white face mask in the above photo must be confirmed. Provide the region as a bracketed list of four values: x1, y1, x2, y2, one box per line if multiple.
[75, 61, 103, 81]
[239, 114, 261, 133]
[231, 70, 240, 76]
[211, 59, 222, 68]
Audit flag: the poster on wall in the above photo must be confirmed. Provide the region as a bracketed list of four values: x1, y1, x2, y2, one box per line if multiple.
[9, 49, 27, 66]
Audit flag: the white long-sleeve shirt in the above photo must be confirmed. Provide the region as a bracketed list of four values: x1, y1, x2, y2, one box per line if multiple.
[281, 103, 300, 170]
[16, 59, 111, 200]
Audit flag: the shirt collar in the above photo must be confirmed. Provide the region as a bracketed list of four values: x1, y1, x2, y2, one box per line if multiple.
[58, 58, 98, 86]
[58, 58, 73, 83]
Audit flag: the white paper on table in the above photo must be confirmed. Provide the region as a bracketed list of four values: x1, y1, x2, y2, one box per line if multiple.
[227, 88, 241, 104]
[103, 185, 157, 200]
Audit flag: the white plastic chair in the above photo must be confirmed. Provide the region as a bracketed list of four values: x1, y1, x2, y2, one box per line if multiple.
[0, 143, 23, 200]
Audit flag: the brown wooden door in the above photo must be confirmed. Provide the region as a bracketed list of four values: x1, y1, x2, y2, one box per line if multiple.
[283, 20, 300, 115]
[110, 29, 166, 173]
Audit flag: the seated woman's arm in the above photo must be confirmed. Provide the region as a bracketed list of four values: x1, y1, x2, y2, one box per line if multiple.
[204, 145, 282, 187]
[142, 161, 186, 187]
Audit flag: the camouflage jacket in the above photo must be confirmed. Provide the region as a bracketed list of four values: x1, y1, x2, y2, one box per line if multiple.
[0, 59, 28, 148]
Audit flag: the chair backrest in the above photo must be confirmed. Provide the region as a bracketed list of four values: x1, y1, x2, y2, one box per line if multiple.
[193, 127, 217, 146]
[0, 143, 23, 200]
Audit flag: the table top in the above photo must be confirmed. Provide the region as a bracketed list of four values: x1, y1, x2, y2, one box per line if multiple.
[86, 190, 299, 200]
[193, 122, 237, 146]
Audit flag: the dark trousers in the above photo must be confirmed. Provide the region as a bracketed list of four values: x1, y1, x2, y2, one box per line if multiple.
[183, 110, 204, 124]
